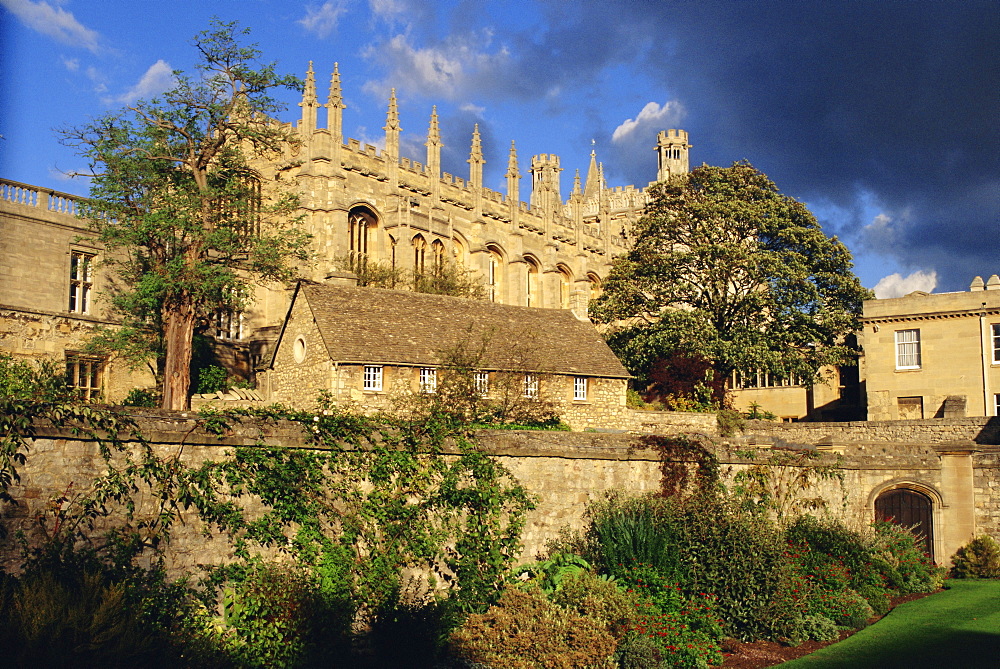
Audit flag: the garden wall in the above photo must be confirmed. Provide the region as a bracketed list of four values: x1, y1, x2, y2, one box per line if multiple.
[3, 413, 998, 575]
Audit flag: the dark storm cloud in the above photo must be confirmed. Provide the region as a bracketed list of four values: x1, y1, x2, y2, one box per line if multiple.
[592, 0, 998, 291]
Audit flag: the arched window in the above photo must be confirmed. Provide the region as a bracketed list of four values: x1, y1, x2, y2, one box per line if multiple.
[525, 255, 540, 307]
[413, 235, 427, 276]
[487, 245, 504, 303]
[587, 273, 602, 302]
[348, 207, 378, 272]
[557, 264, 573, 309]
[431, 240, 446, 275]
[452, 236, 468, 266]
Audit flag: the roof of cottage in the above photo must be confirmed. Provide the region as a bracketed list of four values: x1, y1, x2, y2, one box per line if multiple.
[284, 282, 630, 378]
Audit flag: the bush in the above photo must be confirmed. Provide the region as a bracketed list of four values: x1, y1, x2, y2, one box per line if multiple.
[585, 493, 784, 641]
[950, 535, 1000, 579]
[549, 569, 643, 638]
[448, 586, 616, 669]
[221, 561, 344, 668]
[0, 568, 184, 668]
[870, 521, 944, 593]
[122, 387, 158, 407]
[195, 365, 229, 394]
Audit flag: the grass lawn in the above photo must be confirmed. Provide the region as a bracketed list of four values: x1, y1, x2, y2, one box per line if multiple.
[780, 580, 1000, 668]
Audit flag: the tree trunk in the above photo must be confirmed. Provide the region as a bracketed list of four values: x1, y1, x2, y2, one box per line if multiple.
[161, 292, 196, 410]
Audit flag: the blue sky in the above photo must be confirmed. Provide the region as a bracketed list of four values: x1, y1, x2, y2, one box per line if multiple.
[2, 0, 997, 297]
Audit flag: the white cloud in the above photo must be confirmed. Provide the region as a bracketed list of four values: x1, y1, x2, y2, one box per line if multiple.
[61, 56, 79, 71]
[363, 33, 511, 101]
[611, 101, 685, 143]
[873, 270, 938, 299]
[0, 0, 100, 52]
[459, 102, 485, 115]
[368, 0, 406, 21]
[299, 1, 348, 38]
[107, 60, 174, 105]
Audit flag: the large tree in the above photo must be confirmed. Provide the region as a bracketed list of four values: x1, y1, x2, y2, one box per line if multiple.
[62, 20, 310, 410]
[591, 161, 872, 400]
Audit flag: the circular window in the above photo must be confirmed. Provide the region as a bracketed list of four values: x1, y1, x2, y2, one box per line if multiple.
[293, 336, 307, 363]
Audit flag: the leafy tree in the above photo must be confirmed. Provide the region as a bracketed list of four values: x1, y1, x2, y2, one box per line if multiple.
[61, 20, 311, 409]
[591, 161, 871, 401]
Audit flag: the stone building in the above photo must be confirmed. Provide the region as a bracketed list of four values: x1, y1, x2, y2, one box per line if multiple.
[1, 61, 687, 403]
[250, 63, 689, 324]
[0, 180, 155, 401]
[264, 282, 631, 430]
[862, 275, 1000, 420]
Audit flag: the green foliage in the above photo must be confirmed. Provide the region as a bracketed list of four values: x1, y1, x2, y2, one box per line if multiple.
[716, 408, 745, 437]
[219, 560, 349, 668]
[950, 535, 1000, 579]
[60, 19, 311, 408]
[869, 521, 944, 593]
[583, 493, 785, 640]
[591, 161, 872, 399]
[195, 365, 230, 394]
[345, 255, 487, 299]
[626, 388, 663, 411]
[744, 402, 778, 421]
[448, 585, 617, 669]
[516, 552, 597, 595]
[122, 388, 159, 407]
[731, 447, 844, 524]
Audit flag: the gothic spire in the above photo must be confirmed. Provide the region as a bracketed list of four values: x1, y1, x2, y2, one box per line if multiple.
[325, 62, 345, 139]
[468, 124, 484, 188]
[299, 61, 318, 133]
[384, 88, 400, 158]
[583, 149, 600, 199]
[505, 140, 520, 202]
[426, 106, 441, 177]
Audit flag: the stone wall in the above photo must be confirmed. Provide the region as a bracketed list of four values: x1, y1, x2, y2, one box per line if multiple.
[4, 414, 999, 576]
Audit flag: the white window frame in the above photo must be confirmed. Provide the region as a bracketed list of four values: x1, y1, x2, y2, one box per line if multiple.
[523, 374, 539, 399]
[995, 393, 1000, 417]
[474, 371, 489, 397]
[895, 329, 921, 370]
[363, 365, 383, 391]
[992, 323, 1000, 364]
[574, 376, 588, 401]
[419, 367, 437, 393]
[69, 250, 94, 314]
[214, 307, 244, 340]
[66, 353, 103, 401]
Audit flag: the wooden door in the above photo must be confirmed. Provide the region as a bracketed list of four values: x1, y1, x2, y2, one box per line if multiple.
[875, 488, 933, 559]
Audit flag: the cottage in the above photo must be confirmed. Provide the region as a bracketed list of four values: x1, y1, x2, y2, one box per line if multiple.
[264, 282, 631, 429]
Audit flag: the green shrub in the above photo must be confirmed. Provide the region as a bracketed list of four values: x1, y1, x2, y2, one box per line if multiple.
[586, 494, 684, 579]
[615, 632, 669, 669]
[122, 387, 158, 407]
[448, 585, 617, 669]
[950, 535, 1000, 579]
[870, 521, 944, 593]
[549, 569, 643, 638]
[783, 614, 840, 645]
[195, 365, 230, 394]
[585, 493, 785, 640]
[1, 568, 181, 668]
[221, 561, 339, 668]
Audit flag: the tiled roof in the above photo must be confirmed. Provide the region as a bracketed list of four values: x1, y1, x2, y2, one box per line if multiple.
[297, 283, 630, 378]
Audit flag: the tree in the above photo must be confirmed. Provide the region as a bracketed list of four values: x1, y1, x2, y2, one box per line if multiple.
[591, 161, 872, 401]
[61, 20, 311, 410]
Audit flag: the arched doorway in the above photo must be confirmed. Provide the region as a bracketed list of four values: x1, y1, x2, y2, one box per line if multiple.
[875, 488, 934, 558]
